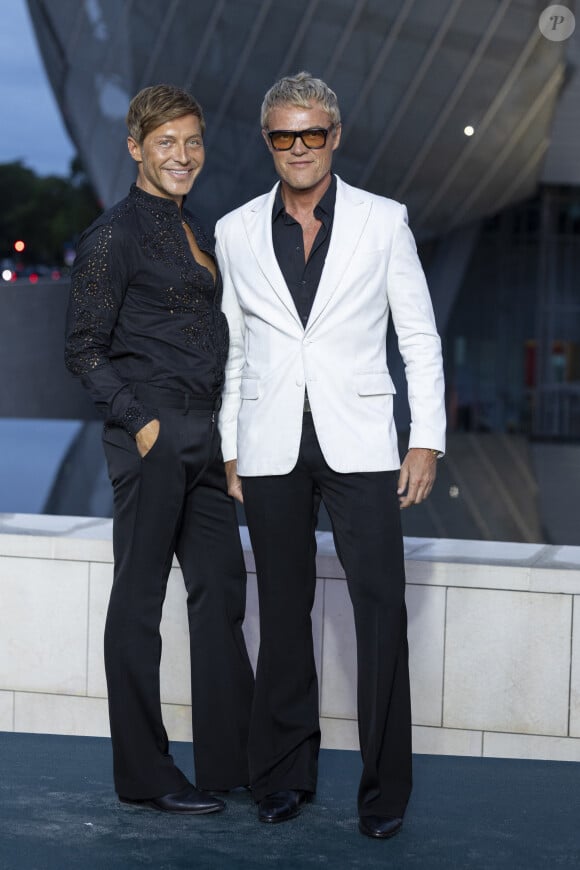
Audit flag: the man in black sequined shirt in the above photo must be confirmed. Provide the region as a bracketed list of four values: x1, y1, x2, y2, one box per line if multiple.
[65, 85, 254, 815]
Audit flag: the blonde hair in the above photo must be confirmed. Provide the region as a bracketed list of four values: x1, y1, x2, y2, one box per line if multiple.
[261, 71, 341, 129]
[126, 84, 205, 143]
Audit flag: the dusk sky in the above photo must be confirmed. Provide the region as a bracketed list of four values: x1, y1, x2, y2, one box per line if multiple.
[0, 0, 75, 176]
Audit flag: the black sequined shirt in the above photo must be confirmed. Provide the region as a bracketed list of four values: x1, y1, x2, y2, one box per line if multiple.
[65, 184, 229, 435]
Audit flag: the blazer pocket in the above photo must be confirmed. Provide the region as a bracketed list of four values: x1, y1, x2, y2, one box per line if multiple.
[240, 377, 260, 400]
[356, 372, 396, 396]
[354, 246, 387, 256]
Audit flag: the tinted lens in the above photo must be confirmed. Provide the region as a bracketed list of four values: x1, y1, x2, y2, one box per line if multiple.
[270, 131, 296, 150]
[301, 129, 327, 148]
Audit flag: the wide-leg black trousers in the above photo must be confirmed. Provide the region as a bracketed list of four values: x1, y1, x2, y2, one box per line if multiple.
[102, 403, 254, 799]
[242, 412, 411, 818]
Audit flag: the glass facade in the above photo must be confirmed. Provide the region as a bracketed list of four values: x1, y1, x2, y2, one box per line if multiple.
[444, 185, 580, 439]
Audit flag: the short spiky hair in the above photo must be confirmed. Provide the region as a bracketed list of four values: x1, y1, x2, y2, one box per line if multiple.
[126, 84, 205, 144]
[260, 71, 341, 129]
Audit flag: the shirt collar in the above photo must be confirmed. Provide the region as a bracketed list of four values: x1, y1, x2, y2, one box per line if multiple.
[272, 173, 336, 224]
[129, 183, 185, 215]
[272, 185, 285, 222]
[315, 173, 336, 220]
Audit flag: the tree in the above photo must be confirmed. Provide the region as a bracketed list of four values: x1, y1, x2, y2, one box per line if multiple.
[0, 159, 101, 266]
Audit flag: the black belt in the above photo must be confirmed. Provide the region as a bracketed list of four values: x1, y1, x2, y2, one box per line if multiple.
[133, 383, 221, 412]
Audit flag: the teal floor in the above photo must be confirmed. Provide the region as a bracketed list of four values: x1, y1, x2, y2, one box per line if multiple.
[0, 732, 578, 869]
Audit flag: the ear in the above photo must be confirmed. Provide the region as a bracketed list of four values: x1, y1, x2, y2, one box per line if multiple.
[331, 123, 342, 152]
[127, 136, 142, 164]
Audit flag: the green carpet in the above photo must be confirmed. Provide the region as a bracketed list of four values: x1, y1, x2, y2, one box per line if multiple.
[0, 732, 578, 869]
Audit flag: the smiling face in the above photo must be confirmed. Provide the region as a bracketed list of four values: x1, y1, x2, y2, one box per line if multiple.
[263, 102, 341, 196]
[127, 113, 205, 204]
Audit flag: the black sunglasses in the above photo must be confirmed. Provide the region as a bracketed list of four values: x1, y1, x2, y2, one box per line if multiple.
[267, 126, 334, 151]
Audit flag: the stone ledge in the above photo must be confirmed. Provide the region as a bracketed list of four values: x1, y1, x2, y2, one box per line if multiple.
[1, 513, 579, 763]
[1, 513, 579, 586]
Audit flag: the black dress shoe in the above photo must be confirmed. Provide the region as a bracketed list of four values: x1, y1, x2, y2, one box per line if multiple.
[258, 789, 308, 824]
[119, 784, 225, 814]
[358, 814, 403, 839]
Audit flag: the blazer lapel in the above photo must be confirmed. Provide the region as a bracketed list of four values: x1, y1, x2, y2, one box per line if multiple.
[307, 177, 371, 329]
[242, 183, 303, 328]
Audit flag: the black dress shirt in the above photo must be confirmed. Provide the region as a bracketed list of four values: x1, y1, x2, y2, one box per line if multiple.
[272, 174, 336, 326]
[65, 184, 228, 435]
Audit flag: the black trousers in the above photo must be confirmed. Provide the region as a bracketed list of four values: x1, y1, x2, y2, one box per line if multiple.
[102, 401, 254, 799]
[242, 412, 411, 817]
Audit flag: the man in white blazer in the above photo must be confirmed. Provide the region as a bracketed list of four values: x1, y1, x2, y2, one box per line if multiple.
[215, 72, 445, 839]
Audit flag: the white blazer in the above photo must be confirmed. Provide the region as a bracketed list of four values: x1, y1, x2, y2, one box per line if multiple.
[215, 175, 445, 476]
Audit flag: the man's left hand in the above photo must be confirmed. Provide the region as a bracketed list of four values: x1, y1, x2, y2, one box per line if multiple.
[397, 448, 437, 509]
